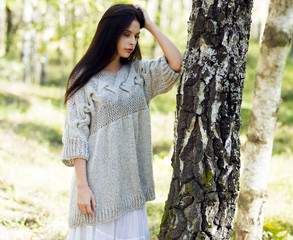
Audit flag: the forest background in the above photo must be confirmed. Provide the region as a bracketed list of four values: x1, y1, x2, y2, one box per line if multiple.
[0, 0, 293, 239]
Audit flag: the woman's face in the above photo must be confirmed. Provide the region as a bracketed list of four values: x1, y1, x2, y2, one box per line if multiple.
[116, 20, 141, 58]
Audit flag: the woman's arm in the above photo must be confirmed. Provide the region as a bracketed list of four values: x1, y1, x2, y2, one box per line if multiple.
[135, 5, 183, 72]
[74, 158, 96, 215]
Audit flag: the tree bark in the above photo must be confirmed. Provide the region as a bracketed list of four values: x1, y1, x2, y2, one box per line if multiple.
[235, 1, 293, 239]
[158, 0, 253, 239]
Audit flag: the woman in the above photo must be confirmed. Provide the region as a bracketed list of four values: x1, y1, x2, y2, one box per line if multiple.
[61, 3, 183, 240]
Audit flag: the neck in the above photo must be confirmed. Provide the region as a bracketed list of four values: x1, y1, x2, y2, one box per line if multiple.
[103, 55, 122, 74]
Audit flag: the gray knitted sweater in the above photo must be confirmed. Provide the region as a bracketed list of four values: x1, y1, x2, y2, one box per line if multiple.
[61, 55, 180, 228]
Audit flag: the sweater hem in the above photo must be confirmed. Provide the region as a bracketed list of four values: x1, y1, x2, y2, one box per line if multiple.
[68, 190, 155, 228]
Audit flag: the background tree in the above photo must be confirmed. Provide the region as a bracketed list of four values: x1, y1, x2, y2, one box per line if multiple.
[0, 0, 6, 57]
[37, 0, 50, 85]
[158, 0, 253, 239]
[150, 0, 162, 58]
[250, 0, 269, 43]
[5, 1, 22, 56]
[21, 0, 38, 84]
[235, 0, 293, 239]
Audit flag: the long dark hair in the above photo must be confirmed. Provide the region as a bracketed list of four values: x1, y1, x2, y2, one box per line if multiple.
[64, 4, 145, 104]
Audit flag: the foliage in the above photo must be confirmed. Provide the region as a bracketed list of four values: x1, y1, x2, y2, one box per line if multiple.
[263, 220, 293, 240]
[4, 0, 190, 86]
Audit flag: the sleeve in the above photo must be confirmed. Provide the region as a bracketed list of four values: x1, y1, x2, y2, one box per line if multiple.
[61, 87, 91, 167]
[138, 55, 181, 102]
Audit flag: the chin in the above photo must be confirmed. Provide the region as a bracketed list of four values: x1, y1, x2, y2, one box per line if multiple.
[122, 53, 131, 58]
[120, 54, 130, 61]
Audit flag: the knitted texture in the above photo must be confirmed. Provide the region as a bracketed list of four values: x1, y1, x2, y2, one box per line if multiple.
[61, 55, 180, 228]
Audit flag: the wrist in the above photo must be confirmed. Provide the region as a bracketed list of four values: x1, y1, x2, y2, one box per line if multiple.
[76, 183, 89, 189]
[145, 21, 156, 32]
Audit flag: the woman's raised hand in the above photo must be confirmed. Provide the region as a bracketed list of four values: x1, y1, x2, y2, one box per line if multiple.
[134, 4, 153, 31]
[135, 4, 183, 72]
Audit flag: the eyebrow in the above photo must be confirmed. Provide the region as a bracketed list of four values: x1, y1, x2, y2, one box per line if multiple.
[124, 30, 140, 35]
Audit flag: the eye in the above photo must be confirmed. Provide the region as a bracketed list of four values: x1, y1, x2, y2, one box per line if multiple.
[124, 33, 130, 37]
[135, 35, 140, 39]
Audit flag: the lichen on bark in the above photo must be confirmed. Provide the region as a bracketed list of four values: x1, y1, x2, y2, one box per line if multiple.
[159, 0, 253, 239]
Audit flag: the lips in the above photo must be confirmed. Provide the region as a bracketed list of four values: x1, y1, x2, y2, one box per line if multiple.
[125, 48, 134, 53]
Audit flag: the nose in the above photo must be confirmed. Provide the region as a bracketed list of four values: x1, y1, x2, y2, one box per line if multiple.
[130, 36, 136, 46]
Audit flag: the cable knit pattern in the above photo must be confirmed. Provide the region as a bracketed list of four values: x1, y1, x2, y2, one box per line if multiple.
[61, 55, 180, 228]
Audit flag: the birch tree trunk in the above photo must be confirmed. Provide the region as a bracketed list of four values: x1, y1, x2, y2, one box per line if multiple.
[35, 0, 49, 85]
[0, 0, 6, 57]
[151, 0, 162, 58]
[22, 0, 34, 84]
[58, 0, 66, 107]
[40, 2, 50, 86]
[158, 0, 253, 239]
[250, 0, 269, 43]
[235, 1, 293, 239]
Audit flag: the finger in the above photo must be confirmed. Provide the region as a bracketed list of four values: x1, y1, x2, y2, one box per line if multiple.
[135, 4, 144, 11]
[81, 203, 90, 215]
[91, 196, 96, 212]
[86, 204, 94, 215]
[81, 205, 88, 215]
[78, 203, 85, 214]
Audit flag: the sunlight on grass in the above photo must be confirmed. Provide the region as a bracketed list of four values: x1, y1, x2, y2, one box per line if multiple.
[0, 79, 72, 239]
[263, 153, 293, 239]
[151, 111, 175, 157]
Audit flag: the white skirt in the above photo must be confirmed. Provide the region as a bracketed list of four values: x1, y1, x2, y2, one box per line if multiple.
[66, 205, 150, 240]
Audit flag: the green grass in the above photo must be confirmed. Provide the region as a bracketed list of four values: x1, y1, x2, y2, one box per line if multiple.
[0, 40, 293, 239]
[0, 80, 70, 239]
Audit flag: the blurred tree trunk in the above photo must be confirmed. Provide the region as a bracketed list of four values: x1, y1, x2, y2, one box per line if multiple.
[35, 0, 48, 85]
[22, 0, 37, 84]
[250, 0, 269, 43]
[151, 0, 162, 58]
[158, 0, 253, 239]
[5, 5, 13, 55]
[161, 0, 173, 31]
[6, 3, 23, 56]
[168, 0, 174, 29]
[40, 1, 50, 86]
[58, 0, 66, 105]
[22, 0, 32, 84]
[70, 0, 77, 65]
[235, 1, 293, 239]
[0, 0, 6, 57]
